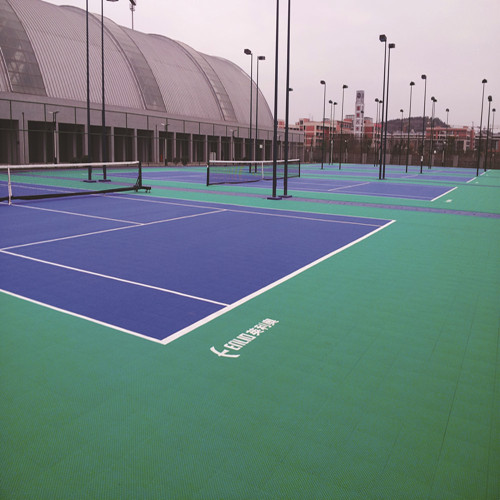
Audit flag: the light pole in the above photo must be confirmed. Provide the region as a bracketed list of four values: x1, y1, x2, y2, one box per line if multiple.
[490, 107, 496, 170]
[484, 95, 492, 172]
[329, 100, 336, 164]
[399, 108, 404, 165]
[374, 98, 380, 166]
[50, 111, 59, 164]
[476, 78, 487, 176]
[161, 121, 168, 164]
[129, 0, 136, 29]
[85, 0, 93, 180]
[283, 0, 292, 197]
[101, 0, 119, 181]
[443, 107, 449, 166]
[381, 42, 395, 179]
[420, 74, 427, 174]
[429, 96, 437, 168]
[339, 84, 348, 169]
[320, 80, 326, 169]
[405, 81, 415, 173]
[284, 88, 293, 190]
[244, 48, 253, 161]
[255, 55, 265, 161]
[332, 101, 337, 165]
[378, 34, 387, 179]
[329, 99, 333, 164]
[269, 0, 280, 200]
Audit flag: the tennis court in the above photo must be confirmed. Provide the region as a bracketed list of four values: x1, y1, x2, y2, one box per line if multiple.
[136, 162, 475, 202]
[0, 194, 392, 343]
[1, 164, 499, 499]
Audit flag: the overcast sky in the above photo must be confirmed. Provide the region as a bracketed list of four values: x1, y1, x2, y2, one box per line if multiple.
[45, 0, 499, 129]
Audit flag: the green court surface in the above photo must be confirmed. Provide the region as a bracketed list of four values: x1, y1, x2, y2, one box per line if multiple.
[1, 167, 499, 499]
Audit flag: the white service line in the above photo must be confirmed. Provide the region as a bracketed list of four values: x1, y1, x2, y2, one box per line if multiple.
[1, 209, 226, 251]
[327, 181, 371, 192]
[11, 203, 141, 224]
[116, 194, 389, 225]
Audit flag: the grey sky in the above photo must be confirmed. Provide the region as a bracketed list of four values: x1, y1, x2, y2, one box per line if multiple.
[45, 0, 499, 129]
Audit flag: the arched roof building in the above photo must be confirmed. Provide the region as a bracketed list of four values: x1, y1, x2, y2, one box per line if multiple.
[0, 0, 303, 165]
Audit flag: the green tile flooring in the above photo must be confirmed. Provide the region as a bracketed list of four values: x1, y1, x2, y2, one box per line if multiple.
[1, 168, 499, 499]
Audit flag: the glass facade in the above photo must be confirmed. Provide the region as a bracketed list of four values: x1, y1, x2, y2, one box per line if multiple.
[0, 0, 46, 96]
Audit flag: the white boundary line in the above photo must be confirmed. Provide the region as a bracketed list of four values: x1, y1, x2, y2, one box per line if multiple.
[0, 250, 228, 307]
[160, 219, 396, 345]
[430, 186, 457, 202]
[0, 288, 165, 344]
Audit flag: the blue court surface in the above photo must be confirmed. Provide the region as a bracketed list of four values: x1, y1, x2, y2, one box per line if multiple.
[138, 164, 476, 201]
[0, 195, 393, 343]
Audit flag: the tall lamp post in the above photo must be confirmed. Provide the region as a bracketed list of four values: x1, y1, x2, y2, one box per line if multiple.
[381, 42, 395, 179]
[405, 81, 415, 173]
[374, 98, 380, 166]
[50, 111, 59, 164]
[86, 0, 93, 180]
[283, 0, 292, 197]
[378, 35, 387, 179]
[129, 0, 136, 29]
[484, 95, 492, 172]
[320, 80, 326, 169]
[429, 96, 437, 168]
[420, 74, 427, 174]
[244, 49, 253, 161]
[101, 0, 119, 182]
[398, 108, 404, 165]
[328, 99, 333, 164]
[329, 100, 337, 164]
[339, 84, 348, 169]
[443, 107, 449, 166]
[476, 78, 487, 176]
[161, 121, 168, 164]
[490, 107, 496, 170]
[269, 0, 280, 200]
[332, 101, 337, 164]
[255, 55, 265, 161]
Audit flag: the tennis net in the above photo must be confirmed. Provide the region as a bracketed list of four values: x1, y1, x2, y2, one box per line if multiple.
[0, 161, 150, 205]
[206, 159, 300, 186]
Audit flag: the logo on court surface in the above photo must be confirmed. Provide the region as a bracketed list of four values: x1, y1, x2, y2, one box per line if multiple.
[210, 319, 279, 358]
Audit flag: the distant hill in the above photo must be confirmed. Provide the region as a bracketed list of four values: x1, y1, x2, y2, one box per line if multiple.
[384, 116, 447, 134]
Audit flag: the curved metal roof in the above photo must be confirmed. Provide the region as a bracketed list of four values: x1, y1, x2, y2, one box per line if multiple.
[0, 0, 273, 128]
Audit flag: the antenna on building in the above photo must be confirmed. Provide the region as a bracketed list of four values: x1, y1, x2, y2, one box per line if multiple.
[129, 0, 136, 30]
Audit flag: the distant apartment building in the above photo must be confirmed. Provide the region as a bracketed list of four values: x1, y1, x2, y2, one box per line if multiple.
[294, 118, 354, 149]
[426, 126, 475, 152]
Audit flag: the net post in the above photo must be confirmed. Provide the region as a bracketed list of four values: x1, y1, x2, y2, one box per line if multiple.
[138, 160, 143, 189]
[206, 161, 210, 186]
[100, 163, 110, 182]
[85, 163, 96, 183]
[7, 166, 12, 205]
